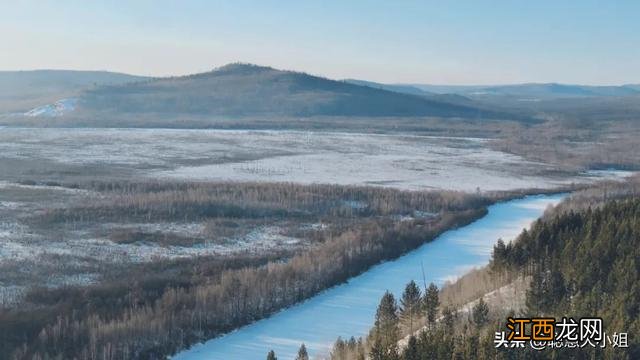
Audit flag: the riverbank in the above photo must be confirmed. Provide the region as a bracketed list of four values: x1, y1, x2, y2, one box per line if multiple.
[1, 182, 489, 359]
[173, 193, 565, 359]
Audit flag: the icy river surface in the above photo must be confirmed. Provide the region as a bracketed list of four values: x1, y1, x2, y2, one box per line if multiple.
[173, 193, 566, 360]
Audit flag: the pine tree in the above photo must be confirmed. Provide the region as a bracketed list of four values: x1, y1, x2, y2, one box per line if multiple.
[332, 337, 346, 360]
[369, 336, 386, 360]
[441, 305, 455, 329]
[296, 343, 309, 360]
[266, 350, 277, 360]
[548, 269, 566, 308]
[399, 281, 421, 332]
[373, 291, 399, 358]
[472, 297, 489, 326]
[465, 333, 479, 359]
[492, 238, 507, 269]
[526, 269, 544, 314]
[403, 335, 419, 360]
[423, 282, 440, 328]
[387, 343, 400, 360]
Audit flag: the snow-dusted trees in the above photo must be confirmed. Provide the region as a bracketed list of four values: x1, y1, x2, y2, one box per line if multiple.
[266, 349, 277, 360]
[296, 343, 309, 360]
[3, 181, 488, 359]
[370, 291, 399, 359]
[399, 280, 421, 333]
[423, 282, 440, 329]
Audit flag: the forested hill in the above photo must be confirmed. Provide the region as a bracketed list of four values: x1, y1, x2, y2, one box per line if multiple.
[328, 189, 640, 360]
[74, 63, 513, 120]
[491, 198, 640, 357]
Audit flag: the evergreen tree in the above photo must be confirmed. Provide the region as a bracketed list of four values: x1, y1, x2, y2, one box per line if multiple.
[491, 238, 507, 269]
[526, 269, 544, 314]
[335, 198, 640, 359]
[387, 343, 400, 360]
[423, 282, 440, 328]
[399, 280, 422, 332]
[296, 343, 309, 360]
[373, 291, 399, 358]
[369, 336, 386, 360]
[465, 333, 479, 359]
[266, 350, 277, 360]
[332, 337, 346, 360]
[441, 305, 455, 329]
[547, 269, 566, 308]
[403, 335, 419, 360]
[472, 297, 489, 326]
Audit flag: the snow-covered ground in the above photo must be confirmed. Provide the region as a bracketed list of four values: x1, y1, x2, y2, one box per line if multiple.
[23, 98, 77, 117]
[0, 222, 303, 264]
[0, 128, 631, 191]
[0, 128, 634, 304]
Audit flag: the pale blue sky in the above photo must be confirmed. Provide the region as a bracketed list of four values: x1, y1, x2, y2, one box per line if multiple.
[1, 0, 639, 85]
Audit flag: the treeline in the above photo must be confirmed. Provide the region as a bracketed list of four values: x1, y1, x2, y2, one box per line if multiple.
[34, 181, 487, 224]
[545, 174, 640, 216]
[493, 115, 640, 171]
[2, 182, 487, 359]
[489, 198, 640, 358]
[326, 278, 495, 360]
[330, 190, 640, 359]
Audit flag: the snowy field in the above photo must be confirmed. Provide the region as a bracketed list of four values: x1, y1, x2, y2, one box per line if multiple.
[0, 127, 633, 306]
[0, 127, 628, 191]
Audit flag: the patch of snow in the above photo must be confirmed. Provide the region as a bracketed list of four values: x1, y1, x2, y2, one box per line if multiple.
[0, 225, 302, 265]
[0, 285, 25, 308]
[582, 169, 634, 180]
[47, 273, 100, 288]
[233, 226, 301, 248]
[413, 210, 438, 218]
[0, 221, 29, 240]
[103, 222, 205, 238]
[0, 201, 23, 210]
[0, 181, 91, 194]
[24, 98, 77, 117]
[300, 223, 327, 231]
[341, 200, 368, 210]
[0, 240, 33, 261]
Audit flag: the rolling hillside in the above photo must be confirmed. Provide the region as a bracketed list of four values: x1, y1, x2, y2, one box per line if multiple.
[410, 82, 640, 99]
[0, 70, 148, 113]
[74, 63, 511, 120]
[343, 79, 433, 96]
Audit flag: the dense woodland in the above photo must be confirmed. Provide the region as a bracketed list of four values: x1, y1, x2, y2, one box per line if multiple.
[35, 181, 487, 223]
[326, 182, 640, 360]
[0, 182, 488, 360]
[489, 198, 640, 358]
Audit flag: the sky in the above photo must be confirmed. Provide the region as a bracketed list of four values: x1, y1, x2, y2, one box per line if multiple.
[1, 0, 639, 85]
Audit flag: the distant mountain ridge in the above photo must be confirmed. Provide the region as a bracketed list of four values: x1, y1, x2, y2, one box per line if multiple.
[343, 79, 432, 96]
[4, 64, 638, 127]
[343, 79, 476, 106]
[74, 63, 511, 120]
[406, 82, 640, 98]
[0, 69, 148, 89]
[0, 70, 148, 113]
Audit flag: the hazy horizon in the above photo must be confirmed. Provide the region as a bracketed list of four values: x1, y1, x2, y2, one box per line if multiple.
[1, 64, 639, 88]
[2, 1, 640, 86]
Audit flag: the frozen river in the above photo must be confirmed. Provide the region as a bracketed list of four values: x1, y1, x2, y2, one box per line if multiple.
[173, 193, 565, 360]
